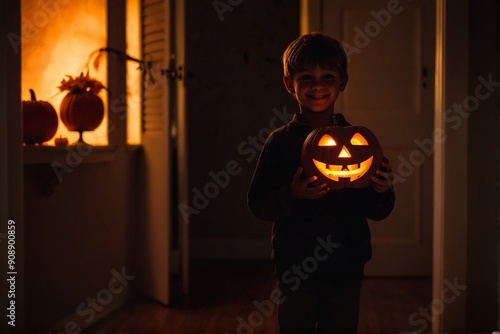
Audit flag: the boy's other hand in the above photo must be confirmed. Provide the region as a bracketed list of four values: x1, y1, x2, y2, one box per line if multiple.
[371, 157, 394, 193]
[290, 167, 330, 200]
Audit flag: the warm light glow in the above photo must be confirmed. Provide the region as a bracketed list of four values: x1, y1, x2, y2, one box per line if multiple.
[302, 127, 383, 190]
[21, 0, 108, 146]
[126, 0, 141, 145]
[318, 135, 337, 146]
[312, 156, 373, 182]
[350, 133, 369, 146]
[338, 146, 352, 158]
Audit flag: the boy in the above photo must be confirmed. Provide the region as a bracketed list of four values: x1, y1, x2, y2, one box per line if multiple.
[247, 32, 395, 333]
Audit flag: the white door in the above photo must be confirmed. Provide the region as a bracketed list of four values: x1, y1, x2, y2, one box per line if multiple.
[307, 0, 435, 276]
[138, 0, 173, 305]
[138, 0, 188, 304]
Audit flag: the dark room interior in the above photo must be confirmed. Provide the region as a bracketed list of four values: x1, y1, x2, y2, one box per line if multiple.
[1, 0, 499, 333]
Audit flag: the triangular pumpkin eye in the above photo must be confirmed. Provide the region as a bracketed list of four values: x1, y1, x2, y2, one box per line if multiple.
[350, 133, 368, 145]
[318, 134, 337, 146]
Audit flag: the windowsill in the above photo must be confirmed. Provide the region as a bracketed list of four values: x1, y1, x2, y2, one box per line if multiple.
[23, 145, 118, 165]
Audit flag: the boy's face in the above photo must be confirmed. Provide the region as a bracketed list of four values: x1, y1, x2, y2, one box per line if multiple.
[283, 65, 347, 114]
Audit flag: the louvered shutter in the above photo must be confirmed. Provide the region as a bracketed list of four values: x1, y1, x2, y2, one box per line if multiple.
[139, 0, 172, 305]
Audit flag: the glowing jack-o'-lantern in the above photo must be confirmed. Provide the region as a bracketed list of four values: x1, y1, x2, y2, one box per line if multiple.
[301, 125, 383, 190]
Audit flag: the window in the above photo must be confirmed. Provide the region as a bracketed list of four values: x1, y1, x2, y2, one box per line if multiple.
[21, 0, 142, 146]
[126, 0, 141, 145]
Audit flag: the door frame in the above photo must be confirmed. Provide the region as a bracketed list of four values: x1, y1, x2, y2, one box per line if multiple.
[173, 0, 190, 295]
[432, 0, 468, 332]
[300, 0, 469, 332]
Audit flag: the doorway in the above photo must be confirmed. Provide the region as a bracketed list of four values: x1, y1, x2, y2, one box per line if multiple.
[302, 0, 435, 277]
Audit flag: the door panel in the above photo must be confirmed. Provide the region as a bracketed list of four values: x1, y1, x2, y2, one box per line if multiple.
[138, 0, 188, 304]
[139, 0, 172, 305]
[320, 0, 435, 276]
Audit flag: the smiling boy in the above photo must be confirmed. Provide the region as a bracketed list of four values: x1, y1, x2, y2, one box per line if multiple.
[247, 32, 395, 333]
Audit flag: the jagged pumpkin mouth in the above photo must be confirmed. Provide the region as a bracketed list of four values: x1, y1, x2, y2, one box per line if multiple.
[312, 156, 373, 182]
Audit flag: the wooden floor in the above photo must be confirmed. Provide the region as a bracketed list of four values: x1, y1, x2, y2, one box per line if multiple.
[87, 259, 432, 334]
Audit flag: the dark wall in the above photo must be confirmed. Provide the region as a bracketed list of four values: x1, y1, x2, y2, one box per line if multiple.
[466, 0, 500, 331]
[23, 150, 139, 332]
[184, 0, 300, 257]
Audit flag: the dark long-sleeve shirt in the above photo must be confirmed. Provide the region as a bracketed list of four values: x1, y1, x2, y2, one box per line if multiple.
[248, 113, 395, 286]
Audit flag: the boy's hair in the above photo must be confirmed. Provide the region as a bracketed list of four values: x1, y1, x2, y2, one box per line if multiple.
[282, 32, 348, 81]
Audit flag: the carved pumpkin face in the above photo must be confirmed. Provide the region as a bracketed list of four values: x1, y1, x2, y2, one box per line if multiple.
[301, 126, 383, 190]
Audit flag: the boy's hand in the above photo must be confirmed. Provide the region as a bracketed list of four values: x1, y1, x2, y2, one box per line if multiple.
[371, 157, 394, 193]
[290, 167, 329, 200]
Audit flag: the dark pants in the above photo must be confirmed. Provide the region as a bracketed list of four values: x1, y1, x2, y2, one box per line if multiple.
[278, 281, 361, 334]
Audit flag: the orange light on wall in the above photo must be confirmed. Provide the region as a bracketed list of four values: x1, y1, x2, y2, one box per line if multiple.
[21, 0, 108, 146]
[126, 0, 142, 145]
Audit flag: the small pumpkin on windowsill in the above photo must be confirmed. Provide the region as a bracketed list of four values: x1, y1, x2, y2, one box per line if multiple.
[22, 89, 59, 145]
[54, 135, 69, 147]
[58, 72, 105, 144]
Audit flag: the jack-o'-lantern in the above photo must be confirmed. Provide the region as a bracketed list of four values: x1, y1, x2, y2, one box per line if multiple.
[301, 125, 383, 190]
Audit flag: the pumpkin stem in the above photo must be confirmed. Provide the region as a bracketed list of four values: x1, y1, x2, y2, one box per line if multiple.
[331, 113, 347, 127]
[332, 114, 341, 126]
[29, 89, 37, 101]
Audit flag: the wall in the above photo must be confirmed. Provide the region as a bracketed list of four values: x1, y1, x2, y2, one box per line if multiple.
[15, 1, 144, 332]
[23, 149, 140, 332]
[466, 0, 500, 330]
[21, 4, 139, 326]
[185, 0, 300, 258]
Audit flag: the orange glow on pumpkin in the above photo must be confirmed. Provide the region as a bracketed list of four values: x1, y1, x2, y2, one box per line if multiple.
[312, 156, 374, 182]
[301, 127, 384, 190]
[312, 133, 373, 182]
